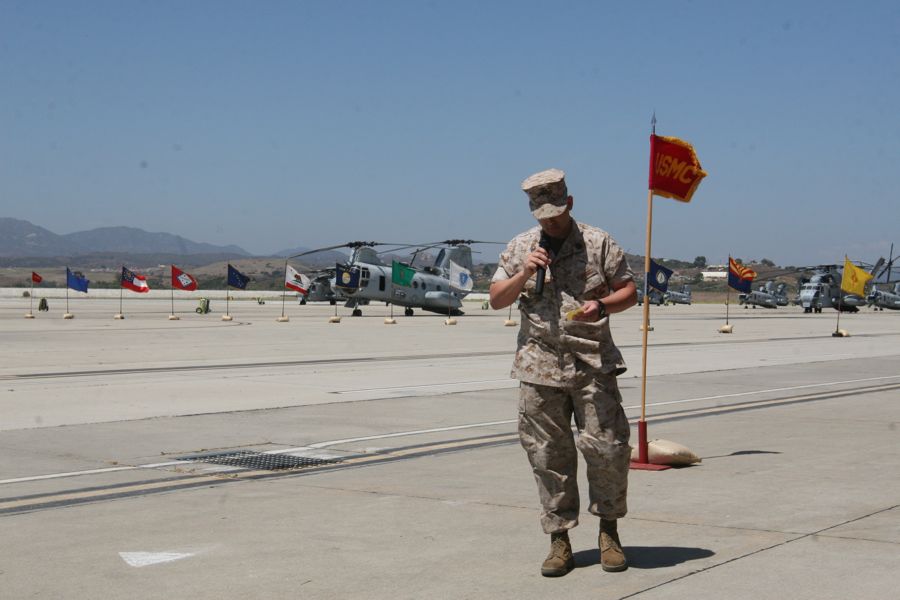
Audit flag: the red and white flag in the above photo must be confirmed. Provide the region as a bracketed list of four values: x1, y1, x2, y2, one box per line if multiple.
[171, 265, 198, 291]
[285, 264, 310, 294]
[121, 266, 150, 293]
[31, 272, 42, 284]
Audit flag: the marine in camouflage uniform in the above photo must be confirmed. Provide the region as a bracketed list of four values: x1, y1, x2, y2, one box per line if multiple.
[489, 168, 637, 576]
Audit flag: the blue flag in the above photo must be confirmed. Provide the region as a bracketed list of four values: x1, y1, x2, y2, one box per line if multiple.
[66, 267, 90, 293]
[647, 259, 673, 292]
[227, 264, 250, 289]
[335, 263, 360, 289]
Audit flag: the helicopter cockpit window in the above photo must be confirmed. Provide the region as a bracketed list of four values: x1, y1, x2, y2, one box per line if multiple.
[413, 280, 419, 289]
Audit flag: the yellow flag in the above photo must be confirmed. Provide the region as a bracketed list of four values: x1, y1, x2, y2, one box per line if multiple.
[841, 256, 873, 296]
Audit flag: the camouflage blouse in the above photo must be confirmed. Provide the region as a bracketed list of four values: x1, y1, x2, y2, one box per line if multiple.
[492, 222, 633, 387]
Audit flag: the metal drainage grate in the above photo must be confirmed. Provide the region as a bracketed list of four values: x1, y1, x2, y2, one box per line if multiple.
[176, 450, 341, 471]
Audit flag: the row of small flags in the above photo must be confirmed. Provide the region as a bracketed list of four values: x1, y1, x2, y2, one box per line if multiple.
[646, 255, 870, 296]
[31, 264, 250, 294]
[643, 257, 757, 294]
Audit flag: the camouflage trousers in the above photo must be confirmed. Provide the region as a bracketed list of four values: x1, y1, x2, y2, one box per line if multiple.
[518, 377, 631, 534]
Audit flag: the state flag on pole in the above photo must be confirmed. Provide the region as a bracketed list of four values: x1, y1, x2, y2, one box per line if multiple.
[227, 264, 250, 289]
[647, 259, 673, 292]
[649, 134, 707, 203]
[171, 265, 198, 291]
[391, 261, 416, 287]
[841, 256, 873, 297]
[32, 272, 43, 284]
[66, 268, 90, 293]
[335, 264, 361, 290]
[449, 261, 473, 292]
[728, 257, 757, 293]
[285, 265, 310, 294]
[121, 267, 150, 293]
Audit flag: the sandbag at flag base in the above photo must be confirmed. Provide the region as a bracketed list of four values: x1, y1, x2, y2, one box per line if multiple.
[171, 265, 198, 291]
[285, 265, 310, 294]
[121, 267, 150, 293]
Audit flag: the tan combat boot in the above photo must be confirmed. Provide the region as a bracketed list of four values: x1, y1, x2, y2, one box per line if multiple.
[541, 531, 575, 577]
[599, 520, 627, 572]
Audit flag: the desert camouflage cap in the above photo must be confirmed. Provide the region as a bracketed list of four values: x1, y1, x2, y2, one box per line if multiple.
[521, 168, 569, 219]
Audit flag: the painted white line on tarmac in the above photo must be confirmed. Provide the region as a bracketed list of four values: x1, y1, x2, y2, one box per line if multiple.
[3, 374, 898, 486]
[621, 374, 900, 410]
[119, 551, 195, 567]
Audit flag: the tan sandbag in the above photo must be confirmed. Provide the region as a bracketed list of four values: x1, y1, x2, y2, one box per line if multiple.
[631, 439, 701, 466]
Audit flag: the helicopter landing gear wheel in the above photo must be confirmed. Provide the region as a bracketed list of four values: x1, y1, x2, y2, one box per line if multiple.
[352, 308, 362, 317]
[404, 307, 414, 316]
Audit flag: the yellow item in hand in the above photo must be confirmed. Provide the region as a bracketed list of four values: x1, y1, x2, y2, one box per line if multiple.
[565, 306, 585, 320]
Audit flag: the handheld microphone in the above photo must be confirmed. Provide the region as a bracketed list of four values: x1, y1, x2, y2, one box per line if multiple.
[534, 232, 551, 296]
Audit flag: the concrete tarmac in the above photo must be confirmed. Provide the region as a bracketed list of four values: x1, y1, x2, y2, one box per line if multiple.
[1, 295, 898, 599]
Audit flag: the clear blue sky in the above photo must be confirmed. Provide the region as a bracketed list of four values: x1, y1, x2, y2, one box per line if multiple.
[2, 1, 898, 266]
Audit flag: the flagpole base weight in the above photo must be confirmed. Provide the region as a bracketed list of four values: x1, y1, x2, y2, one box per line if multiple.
[640, 324, 654, 332]
[832, 329, 849, 337]
[24, 313, 35, 319]
[328, 316, 341, 323]
[221, 315, 233, 322]
[63, 313, 74, 319]
[504, 319, 517, 327]
[629, 460, 672, 471]
[384, 318, 397, 325]
[276, 316, 290, 322]
[444, 318, 458, 325]
[168, 315, 180, 320]
[718, 324, 733, 333]
[114, 314, 125, 320]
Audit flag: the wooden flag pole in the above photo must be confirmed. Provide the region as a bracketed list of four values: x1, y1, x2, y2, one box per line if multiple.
[277, 261, 290, 322]
[115, 267, 125, 319]
[638, 189, 654, 464]
[280, 261, 287, 319]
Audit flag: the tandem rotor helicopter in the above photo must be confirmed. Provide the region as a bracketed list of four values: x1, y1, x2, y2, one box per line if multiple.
[739, 281, 790, 309]
[288, 240, 500, 316]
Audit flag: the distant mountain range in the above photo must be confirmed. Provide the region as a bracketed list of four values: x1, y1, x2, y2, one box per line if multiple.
[0, 218, 250, 259]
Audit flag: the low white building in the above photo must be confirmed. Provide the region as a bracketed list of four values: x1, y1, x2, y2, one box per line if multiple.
[701, 271, 727, 280]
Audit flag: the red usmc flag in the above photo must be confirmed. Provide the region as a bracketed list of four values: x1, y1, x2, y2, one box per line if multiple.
[649, 135, 707, 203]
[31, 272, 43, 284]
